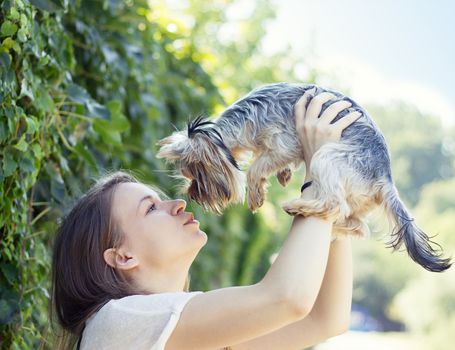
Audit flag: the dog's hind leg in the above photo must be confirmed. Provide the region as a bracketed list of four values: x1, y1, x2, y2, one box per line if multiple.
[333, 216, 370, 238]
[282, 142, 353, 221]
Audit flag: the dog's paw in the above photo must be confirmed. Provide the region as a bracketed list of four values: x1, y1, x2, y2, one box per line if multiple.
[248, 189, 265, 212]
[277, 167, 292, 187]
[333, 216, 369, 238]
[282, 198, 341, 220]
[282, 198, 308, 216]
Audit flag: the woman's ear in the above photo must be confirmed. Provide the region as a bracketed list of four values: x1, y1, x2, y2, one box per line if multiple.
[103, 248, 139, 271]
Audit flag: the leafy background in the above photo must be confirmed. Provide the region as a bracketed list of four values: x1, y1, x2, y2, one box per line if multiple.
[1, 0, 454, 349]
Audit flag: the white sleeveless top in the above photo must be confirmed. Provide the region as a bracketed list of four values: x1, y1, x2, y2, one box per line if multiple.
[80, 291, 204, 350]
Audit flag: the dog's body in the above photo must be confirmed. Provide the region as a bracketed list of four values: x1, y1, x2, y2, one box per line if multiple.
[157, 82, 451, 272]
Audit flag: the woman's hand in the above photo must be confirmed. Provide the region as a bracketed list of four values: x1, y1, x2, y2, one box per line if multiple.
[294, 88, 362, 168]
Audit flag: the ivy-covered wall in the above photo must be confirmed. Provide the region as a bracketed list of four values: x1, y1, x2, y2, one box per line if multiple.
[0, 0, 230, 347]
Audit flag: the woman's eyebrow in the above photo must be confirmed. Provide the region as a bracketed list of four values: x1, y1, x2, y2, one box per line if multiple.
[136, 194, 159, 214]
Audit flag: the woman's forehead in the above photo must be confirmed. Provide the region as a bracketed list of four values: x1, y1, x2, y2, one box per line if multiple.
[115, 182, 161, 204]
[111, 183, 161, 224]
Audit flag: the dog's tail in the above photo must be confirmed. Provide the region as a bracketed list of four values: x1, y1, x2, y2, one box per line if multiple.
[382, 181, 452, 272]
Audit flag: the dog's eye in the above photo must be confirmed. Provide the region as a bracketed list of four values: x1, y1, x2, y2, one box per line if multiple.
[146, 203, 156, 214]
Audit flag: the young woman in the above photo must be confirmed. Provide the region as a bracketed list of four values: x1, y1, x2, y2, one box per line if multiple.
[51, 89, 360, 349]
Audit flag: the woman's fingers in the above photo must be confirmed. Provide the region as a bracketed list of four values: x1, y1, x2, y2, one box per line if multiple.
[306, 92, 337, 122]
[333, 111, 363, 131]
[319, 100, 352, 125]
[293, 89, 363, 165]
[294, 87, 317, 129]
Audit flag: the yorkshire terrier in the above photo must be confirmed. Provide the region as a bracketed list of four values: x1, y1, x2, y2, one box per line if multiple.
[157, 82, 451, 272]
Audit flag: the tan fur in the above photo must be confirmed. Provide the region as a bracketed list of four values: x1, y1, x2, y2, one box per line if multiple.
[282, 142, 384, 238]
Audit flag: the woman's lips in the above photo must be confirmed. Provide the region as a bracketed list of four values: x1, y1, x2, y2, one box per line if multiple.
[184, 219, 199, 225]
[183, 213, 198, 225]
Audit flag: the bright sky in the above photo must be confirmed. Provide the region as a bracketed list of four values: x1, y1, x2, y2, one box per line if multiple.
[260, 0, 455, 127]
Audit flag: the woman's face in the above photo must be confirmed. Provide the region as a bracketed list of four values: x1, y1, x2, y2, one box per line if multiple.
[111, 182, 207, 271]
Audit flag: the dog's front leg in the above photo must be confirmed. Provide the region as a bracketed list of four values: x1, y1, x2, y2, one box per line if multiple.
[247, 154, 286, 212]
[247, 172, 267, 212]
[276, 167, 292, 187]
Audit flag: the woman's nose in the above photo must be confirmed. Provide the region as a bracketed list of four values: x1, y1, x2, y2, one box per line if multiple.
[171, 199, 186, 216]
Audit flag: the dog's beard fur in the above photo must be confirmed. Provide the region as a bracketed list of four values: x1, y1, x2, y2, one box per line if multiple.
[157, 122, 246, 215]
[184, 138, 246, 214]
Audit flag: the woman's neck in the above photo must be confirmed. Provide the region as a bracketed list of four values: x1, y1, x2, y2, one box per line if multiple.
[131, 264, 190, 294]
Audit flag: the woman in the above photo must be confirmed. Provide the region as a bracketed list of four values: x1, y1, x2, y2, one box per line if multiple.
[51, 89, 360, 349]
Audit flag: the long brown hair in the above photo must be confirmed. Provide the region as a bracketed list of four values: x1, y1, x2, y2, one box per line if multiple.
[50, 171, 190, 349]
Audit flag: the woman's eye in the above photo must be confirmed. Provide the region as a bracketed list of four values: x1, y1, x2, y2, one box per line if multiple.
[146, 203, 156, 214]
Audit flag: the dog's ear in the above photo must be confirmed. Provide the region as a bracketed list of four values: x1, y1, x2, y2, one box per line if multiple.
[157, 136, 173, 146]
[156, 132, 188, 162]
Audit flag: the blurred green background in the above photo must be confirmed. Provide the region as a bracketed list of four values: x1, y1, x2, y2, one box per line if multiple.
[0, 0, 454, 349]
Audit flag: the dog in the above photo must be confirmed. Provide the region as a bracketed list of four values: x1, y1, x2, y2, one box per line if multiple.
[157, 82, 451, 272]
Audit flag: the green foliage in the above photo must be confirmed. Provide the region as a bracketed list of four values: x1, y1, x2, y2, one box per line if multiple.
[351, 235, 419, 330]
[154, 0, 312, 105]
[414, 177, 455, 247]
[0, 0, 221, 347]
[391, 267, 455, 350]
[1, 0, 303, 347]
[368, 102, 453, 206]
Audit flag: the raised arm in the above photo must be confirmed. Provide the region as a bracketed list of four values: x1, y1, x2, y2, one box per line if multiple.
[228, 231, 353, 350]
[166, 214, 334, 350]
[166, 90, 360, 350]
[309, 236, 353, 332]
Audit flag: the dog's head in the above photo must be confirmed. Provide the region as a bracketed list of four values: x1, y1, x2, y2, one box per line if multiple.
[157, 116, 246, 214]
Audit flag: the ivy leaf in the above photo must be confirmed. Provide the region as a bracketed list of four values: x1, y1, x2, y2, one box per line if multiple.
[73, 143, 97, 170]
[13, 134, 28, 152]
[44, 162, 64, 184]
[44, 162, 65, 203]
[0, 21, 18, 37]
[2, 152, 17, 177]
[86, 100, 110, 120]
[20, 156, 35, 173]
[0, 122, 6, 142]
[2, 37, 15, 50]
[90, 101, 129, 145]
[35, 91, 54, 113]
[67, 84, 110, 119]
[93, 119, 121, 145]
[0, 298, 18, 325]
[0, 52, 11, 68]
[107, 100, 130, 131]
[16, 27, 27, 42]
[19, 14, 28, 28]
[19, 79, 34, 100]
[66, 83, 91, 104]
[31, 143, 44, 160]
[0, 263, 18, 284]
[50, 178, 65, 203]
[30, 0, 62, 13]
[25, 116, 39, 134]
[8, 7, 20, 21]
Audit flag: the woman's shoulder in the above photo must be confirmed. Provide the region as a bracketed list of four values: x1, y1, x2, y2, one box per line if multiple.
[81, 291, 204, 349]
[85, 291, 205, 325]
[107, 290, 204, 313]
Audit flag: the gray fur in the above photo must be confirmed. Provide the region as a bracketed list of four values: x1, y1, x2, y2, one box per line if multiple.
[218, 82, 390, 180]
